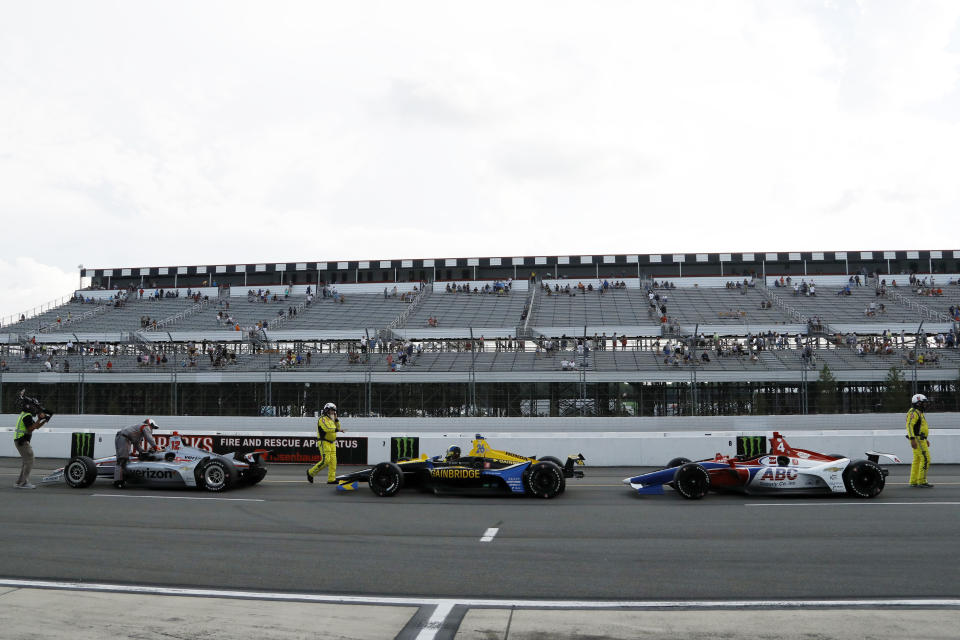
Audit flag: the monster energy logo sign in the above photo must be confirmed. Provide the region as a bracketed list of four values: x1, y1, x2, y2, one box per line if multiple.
[737, 435, 767, 458]
[391, 436, 419, 462]
[71, 432, 95, 458]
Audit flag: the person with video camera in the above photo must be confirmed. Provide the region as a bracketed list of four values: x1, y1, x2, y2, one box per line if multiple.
[113, 418, 163, 489]
[14, 390, 51, 489]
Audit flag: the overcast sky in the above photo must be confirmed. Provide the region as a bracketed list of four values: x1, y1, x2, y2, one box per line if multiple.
[2, 1, 959, 321]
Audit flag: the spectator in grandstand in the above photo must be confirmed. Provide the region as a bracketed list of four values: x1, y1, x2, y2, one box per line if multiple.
[0, 359, 6, 371]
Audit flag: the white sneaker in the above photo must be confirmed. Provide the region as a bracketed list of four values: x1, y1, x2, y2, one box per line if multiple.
[15, 482, 36, 489]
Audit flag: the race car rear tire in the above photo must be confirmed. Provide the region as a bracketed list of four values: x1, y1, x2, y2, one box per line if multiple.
[843, 459, 885, 498]
[666, 457, 691, 469]
[524, 461, 565, 499]
[197, 458, 238, 492]
[538, 456, 564, 467]
[536, 456, 567, 493]
[369, 462, 404, 497]
[672, 463, 710, 499]
[65, 456, 97, 488]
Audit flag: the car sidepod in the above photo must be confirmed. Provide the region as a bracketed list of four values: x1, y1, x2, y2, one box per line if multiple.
[122, 457, 191, 488]
[743, 457, 848, 495]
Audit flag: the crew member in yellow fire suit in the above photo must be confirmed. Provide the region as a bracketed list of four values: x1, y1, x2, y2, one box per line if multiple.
[906, 394, 933, 488]
[307, 402, 343, 484]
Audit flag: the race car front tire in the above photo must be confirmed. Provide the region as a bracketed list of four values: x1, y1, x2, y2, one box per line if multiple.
[843, 459, 885, 498]
[196, 458, 238, 492]
[369, 462, 404, 497]
[65, 456, 98, 488]
[524, 461, 565, 499]
[672, 463, 710, 499]
[666, 457, 692, 469]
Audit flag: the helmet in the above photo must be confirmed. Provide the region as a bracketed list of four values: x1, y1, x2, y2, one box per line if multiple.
[323, 402, 337, 414]
[445, 445, 461, 462]
[911, 394, 928, 405]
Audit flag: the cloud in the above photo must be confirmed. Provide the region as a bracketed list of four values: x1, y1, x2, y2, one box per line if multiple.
[0, 258, 78, 326]
[0, 1, 959, 308]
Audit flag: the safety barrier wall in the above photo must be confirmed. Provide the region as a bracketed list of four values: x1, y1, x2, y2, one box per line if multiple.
[2, 413, 957, 465]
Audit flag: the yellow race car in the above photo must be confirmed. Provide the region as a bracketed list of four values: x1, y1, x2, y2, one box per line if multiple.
[336, 434, 585, 498]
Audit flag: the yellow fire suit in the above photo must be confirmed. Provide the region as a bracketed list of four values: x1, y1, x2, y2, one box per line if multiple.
[308, 415, 341, 482]
[906, 407, 930, 486]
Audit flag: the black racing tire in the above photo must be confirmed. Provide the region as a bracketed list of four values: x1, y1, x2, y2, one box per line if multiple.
[666, 457, 692, 469]
[369, 462, 404, 497]
[197, 458, 238, 492]
[537, 456, 564, 467]
[672, 463, 710, 499]
[536, 456, 567, 493]
[523, 461, 565, 499]
[843, 459, 885, 498]
[243, 464, 268, 486]
[64, 456, 98, 488]
[828, 453, 847, 460]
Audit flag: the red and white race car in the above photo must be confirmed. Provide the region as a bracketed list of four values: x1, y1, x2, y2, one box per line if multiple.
[624, 432, 902, 499]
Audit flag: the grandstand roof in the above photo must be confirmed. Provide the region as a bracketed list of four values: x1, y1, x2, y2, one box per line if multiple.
[82, 249, 959, 282]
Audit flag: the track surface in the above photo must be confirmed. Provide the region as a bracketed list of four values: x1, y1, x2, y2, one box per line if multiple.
[2, 460, 959, 600]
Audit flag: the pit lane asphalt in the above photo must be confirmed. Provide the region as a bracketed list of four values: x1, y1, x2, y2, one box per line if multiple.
[2, 460, 959, 601]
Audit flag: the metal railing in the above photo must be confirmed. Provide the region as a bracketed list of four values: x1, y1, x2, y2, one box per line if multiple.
[36, 302, 111, 334]
[890, 291, 951, 323]
[1, 293, 78, 328]
[519, 281, 537, 337]
[389, 283, 430, 330]
[148, 296, 214, 331]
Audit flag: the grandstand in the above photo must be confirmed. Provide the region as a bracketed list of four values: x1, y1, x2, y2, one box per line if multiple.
[1, 249, 958, 417]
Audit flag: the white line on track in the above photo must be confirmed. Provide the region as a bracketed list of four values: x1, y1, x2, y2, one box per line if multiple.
[415, 601, 455, 640]
[92, 494, 264, 502]
[3, 578, 958, 610]
[746, 501, 960, 507]
[480, 527, 499, 542]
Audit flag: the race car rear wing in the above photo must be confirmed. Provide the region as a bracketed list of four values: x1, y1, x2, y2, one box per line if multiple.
[565, 454, 586, 478]
[866, 451, 902, 464]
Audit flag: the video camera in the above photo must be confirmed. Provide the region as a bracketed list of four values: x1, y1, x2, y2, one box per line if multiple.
[17, 389, 52, 418]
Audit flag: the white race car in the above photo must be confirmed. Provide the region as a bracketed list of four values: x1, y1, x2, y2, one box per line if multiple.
[42, 437, 267, 492]
[624, 431, 902, 499]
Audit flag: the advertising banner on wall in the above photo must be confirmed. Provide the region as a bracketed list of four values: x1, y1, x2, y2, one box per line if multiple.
[153, 434, 368, 465]
[391, 436, 420, 462]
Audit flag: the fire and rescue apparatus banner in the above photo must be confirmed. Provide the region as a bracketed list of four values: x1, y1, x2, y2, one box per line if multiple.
[153, 434, 368, 465]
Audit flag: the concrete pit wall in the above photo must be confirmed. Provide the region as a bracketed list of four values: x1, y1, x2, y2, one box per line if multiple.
[2, 414, 957, 465]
